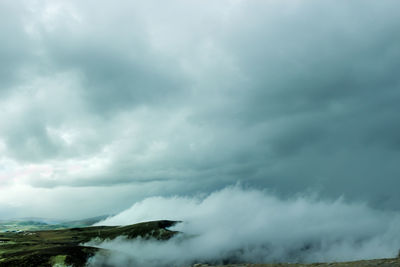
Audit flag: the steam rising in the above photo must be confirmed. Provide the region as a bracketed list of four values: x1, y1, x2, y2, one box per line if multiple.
[87, 186, 400, 266]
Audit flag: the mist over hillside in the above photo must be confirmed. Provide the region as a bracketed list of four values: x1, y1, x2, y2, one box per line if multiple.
[89, 186, 400, 266]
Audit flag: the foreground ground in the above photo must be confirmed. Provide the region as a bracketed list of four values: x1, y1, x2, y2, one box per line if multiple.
[1, 220, 399, 266]
[0, 220, 178, 266]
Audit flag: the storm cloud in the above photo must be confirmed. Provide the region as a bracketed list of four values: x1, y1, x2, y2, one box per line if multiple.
[1, 0, 400, 219]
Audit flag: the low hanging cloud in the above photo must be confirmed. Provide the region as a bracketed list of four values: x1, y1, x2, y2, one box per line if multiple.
[88, 186, 400, 266]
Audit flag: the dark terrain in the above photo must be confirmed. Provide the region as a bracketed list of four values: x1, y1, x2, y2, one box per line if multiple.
[1, 220, 400, 267]
[0, 220, 178, 266]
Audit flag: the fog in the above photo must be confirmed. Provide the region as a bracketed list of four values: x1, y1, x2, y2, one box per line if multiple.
[87, 186, 400, 266]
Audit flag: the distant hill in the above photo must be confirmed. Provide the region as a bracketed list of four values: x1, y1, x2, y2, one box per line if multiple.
[0, 215, 109, 232]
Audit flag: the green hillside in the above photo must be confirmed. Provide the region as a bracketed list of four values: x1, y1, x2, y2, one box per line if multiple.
[0, 220, 178, 267]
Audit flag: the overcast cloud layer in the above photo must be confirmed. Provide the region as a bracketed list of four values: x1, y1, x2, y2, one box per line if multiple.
[1, 0, 400, 219]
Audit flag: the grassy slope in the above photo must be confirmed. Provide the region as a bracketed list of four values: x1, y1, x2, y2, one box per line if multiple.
[0, 220, 178, 267]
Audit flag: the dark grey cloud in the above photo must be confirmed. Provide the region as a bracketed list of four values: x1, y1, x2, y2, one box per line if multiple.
[0, 1, 35, 92]
[4, 112, 61, 161]
[1, 0, 400, 219]
[41, 23, 186, 115]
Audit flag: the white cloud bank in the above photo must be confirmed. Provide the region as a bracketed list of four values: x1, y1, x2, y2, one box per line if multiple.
[88, 186, 400, 266]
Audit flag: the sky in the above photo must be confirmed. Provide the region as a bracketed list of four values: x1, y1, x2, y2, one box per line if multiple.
[0, 0, 400, 220]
